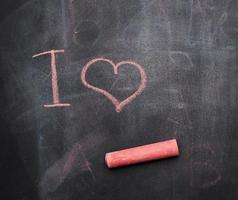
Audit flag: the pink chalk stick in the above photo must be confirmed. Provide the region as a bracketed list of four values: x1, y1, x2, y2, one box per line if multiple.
[105, 139, 179, 168]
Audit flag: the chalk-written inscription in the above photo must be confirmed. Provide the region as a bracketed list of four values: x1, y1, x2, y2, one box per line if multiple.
[33, 50, 147, 112]
[81, 58, 147, 113]
[32, 50, 71, 107]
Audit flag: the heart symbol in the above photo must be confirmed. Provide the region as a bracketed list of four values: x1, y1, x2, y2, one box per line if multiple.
[81, 58, 147, 112]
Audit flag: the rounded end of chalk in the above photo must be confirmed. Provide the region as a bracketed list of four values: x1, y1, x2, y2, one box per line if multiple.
[105, 153, 112, 168]
[172, 139, 180, 156]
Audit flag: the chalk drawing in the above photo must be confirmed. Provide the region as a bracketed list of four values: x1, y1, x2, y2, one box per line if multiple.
[81, 58, 147, 112]
[33, 49, 71, 108]
[190, 144, 221, 188]
[191, 161, 221, 189]
[169, 51, 194, 69]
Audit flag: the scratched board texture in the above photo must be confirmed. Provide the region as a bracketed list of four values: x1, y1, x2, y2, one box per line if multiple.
[0, 0, 238, 200]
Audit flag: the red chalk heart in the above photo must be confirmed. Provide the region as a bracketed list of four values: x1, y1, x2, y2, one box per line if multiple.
[81, 58, 147, 112]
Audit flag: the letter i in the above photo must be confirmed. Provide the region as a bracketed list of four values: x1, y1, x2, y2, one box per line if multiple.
[32, 49, 71, 107]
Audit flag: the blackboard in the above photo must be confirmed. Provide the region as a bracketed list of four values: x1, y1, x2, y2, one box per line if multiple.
[0, 0, 238, 199]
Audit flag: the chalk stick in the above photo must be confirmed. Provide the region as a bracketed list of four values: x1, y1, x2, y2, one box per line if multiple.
[105, 139, 179, 168]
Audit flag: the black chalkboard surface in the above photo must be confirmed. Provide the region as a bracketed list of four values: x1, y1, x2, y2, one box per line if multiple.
[0, 0, 238, 199]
